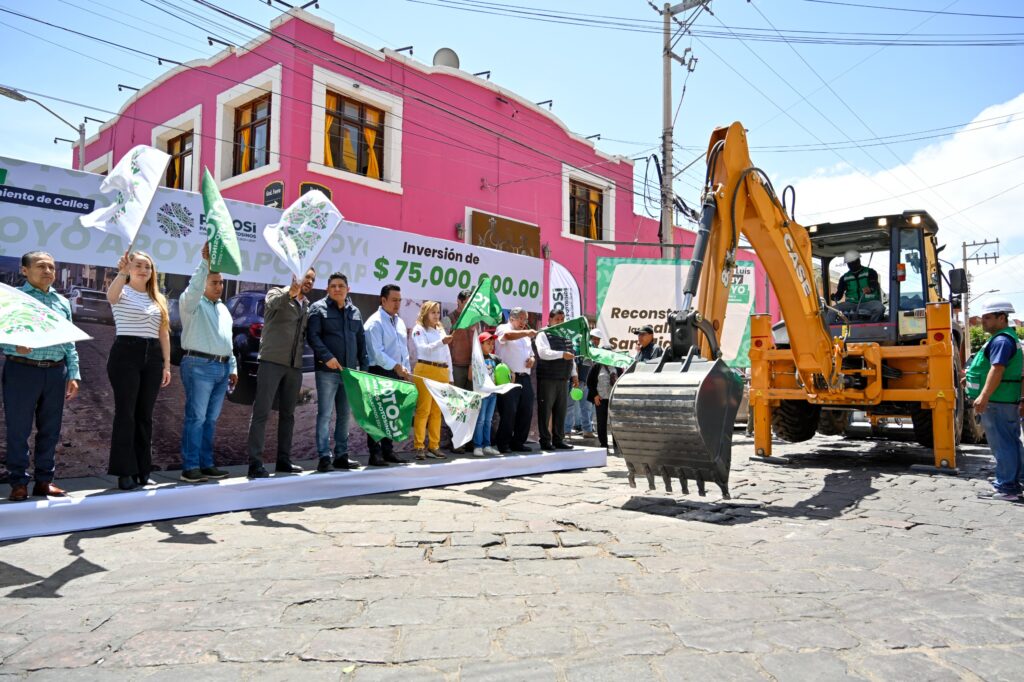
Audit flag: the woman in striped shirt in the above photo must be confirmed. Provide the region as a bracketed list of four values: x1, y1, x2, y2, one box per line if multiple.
[105, 250, 172, 491]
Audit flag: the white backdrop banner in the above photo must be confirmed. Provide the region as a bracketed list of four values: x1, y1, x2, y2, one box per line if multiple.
[548, 258, 581, 320]
[0, 156, 543, 309]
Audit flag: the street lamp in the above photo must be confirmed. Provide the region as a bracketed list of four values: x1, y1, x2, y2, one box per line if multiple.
[0, 85, 86, 169]
[969, 288, 1000, 304]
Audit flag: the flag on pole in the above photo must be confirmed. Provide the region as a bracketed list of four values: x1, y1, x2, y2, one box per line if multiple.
[540, 316, 591, 357]
[471, 333, 520, 395]
[422, 378, 484, 449]
[263, 190, 343, 281]
[0, 283, 91, 348]
[454, 277, 503, 330]
[340, 368, 418, 442]
[548, 259, 581, 320]
[80, 145, 170, 245]
[589, 346, 634, 369]
[201, 168, 242, 275]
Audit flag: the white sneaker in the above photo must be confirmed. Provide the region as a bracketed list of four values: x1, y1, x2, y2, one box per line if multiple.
[472, 447, 485, 457]
[483, 446, 500, 456]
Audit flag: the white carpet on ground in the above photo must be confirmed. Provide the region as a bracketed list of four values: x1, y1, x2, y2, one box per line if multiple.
[0, 448, 607, 541]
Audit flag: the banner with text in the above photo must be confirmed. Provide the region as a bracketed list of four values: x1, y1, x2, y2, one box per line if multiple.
[0, 156, 543, 309]
[594, 258, 755, 368]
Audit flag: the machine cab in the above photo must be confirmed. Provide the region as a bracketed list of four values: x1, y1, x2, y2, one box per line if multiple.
[805, 211, 948, 346]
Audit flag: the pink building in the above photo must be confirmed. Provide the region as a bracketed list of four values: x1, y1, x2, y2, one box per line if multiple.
[81, 8, 772, 318]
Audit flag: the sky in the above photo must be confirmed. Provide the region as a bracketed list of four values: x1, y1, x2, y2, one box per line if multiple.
[1, 0, 1022, 308]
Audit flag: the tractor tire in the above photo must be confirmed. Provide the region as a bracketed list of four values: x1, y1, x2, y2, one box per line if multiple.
[772, 400, 821, 443]
[817, 409, 850, 436]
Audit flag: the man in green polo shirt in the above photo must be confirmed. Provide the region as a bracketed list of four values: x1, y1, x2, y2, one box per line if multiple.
[832, 249, 885, 322]
[966, 298, 1024, 501]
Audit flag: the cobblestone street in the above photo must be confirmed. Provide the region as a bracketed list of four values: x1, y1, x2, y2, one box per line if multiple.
[2, 430, 1022, 680]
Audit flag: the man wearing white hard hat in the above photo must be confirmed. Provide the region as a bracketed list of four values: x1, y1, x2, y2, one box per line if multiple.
[830, 249, 885, 323]
[564, 328, 603, 438]
[966, 298, 1024, 501]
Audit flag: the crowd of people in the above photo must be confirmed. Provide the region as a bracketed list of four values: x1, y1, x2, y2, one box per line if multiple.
[1, 247, 650, 502]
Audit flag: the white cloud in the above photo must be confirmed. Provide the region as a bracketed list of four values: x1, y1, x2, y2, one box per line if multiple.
[786, 92, 1024, 254]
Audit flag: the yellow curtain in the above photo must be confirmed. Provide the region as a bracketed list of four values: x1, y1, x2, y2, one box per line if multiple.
[588, 189, 600, 239]
[238, 106, 253, 172]
[171, 154, 182, 188]
[342, 126, 358, 173]
[364, 109, 381, 180]
[324, 92, 337, 167]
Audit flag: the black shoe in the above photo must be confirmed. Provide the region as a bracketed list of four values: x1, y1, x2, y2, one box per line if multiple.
[117, 476, 138, 491]
[553, 442, 574, 450]
[317, 457, 332, 473]
[181, 468, 208, 483]
[511, 445, 532, 453]
[275, 460, 302, 473]
[539, 442, 555, 452]
[333, 456, 361, 470]
[367, 457, 389, 467]
[134, 473, 156, 486]
[382, 453, 407, 464]
[498, 447, 511, 454]
[248, 465, 270, 479]
[200, 467, 229, 479]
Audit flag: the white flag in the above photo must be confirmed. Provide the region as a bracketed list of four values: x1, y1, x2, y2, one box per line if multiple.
[472, 332, 519, 395]
[422, 377, 483, 449]
[80, 145, 170, 244]
[0, 283, 91, 348]
[549, 259, 581, 320]
[263, 190, 343, 280]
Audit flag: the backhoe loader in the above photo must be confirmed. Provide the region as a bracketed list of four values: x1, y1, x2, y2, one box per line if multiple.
[608, 122, 971, 498]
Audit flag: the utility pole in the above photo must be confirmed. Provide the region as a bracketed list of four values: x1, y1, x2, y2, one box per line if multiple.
[654, 1, 708, 258]
[961, 238, 1000, 332]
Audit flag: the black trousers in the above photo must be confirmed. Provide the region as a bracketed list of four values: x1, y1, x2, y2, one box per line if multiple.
[366, 365, 399, 457]
[537, 378, 568, 447]
[107, 336, 163, 477]
[595, 399, 609, 448]
[497, 372, 534, 449]
[246, 360, 303, 467]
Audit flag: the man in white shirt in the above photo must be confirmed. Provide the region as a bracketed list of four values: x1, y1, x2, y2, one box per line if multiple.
[494, 307, 536, 453]
[535, 309, 579, 451]
[362, 284, 411, 466]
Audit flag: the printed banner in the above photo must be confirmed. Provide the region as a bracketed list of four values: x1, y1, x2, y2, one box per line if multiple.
[340, 368, 418, 442]
[548, 258, 580, 320]
[80, 146, 170, 245]
[422, 377, 483, 449]
[471, 333, 520, 395]
[0, 155, 543, 308]
[201, 168, 242, 275]
[594, 258, 755, 368]
[264, 190, 343, 281]
[0, 283, 91, 347]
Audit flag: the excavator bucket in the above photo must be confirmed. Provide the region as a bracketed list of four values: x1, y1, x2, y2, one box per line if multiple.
[609, 356, 743, 498]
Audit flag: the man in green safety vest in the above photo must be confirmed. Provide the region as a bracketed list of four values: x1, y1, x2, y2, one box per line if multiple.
[831, 249, 885, 323]
[966, 298, 1024, 501]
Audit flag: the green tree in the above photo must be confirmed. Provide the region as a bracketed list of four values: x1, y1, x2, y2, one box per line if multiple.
[969, 325, 988, 353]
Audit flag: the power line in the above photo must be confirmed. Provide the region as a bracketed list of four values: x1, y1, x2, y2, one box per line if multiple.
[801, 0, 1024, 20]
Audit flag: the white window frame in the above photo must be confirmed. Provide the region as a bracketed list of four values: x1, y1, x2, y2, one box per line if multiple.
[83, 151, 112, 176]
[151, 104, 202, 192]
[307, 65, 403, 195]
[215, 64, 282, 189]
[561, 165, 616, 250]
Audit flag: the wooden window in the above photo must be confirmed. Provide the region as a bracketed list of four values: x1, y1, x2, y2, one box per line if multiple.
[232, 94, 272, 176]
[165, 131, 194, 190]
[569, 180, 604, 240]
[323, 92, 385, 180]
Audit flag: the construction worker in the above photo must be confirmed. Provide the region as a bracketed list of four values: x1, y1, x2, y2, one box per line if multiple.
[966, 299, 1024, 501]
[831, 249, 885, 322]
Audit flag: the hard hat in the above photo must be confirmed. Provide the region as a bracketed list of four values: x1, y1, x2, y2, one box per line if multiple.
[979, 298, 1016, 315]
[493, 363, 512, 385]
[843, 249, 861, 264]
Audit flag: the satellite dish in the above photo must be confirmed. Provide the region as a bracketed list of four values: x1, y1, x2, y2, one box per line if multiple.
[433, 47, 460, 69]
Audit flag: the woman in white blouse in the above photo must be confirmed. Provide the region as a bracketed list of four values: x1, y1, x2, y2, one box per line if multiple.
[105, 250, 172, 491]
[411, 301, 453, 459]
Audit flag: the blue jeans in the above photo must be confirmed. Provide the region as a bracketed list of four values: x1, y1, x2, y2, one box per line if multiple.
[980, 402, 1024, 495]
[180, 355, 231, 471]
[564, 383, 594, 432]
[316, 370, 351, 458]
[2, 361, 67, 485]
[473, 394, 497, 448]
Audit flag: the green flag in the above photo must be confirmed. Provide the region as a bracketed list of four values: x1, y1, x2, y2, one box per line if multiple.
[454, 278, 503, 330]
[201, 167, 242, 275]
[589, 346, 634, 368]
[340, 368, 418, 442]
[540, 316, 591, 357]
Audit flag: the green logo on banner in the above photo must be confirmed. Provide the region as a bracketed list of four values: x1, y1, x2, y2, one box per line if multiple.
[729, 283, 751, 304]
[0, 168, 7, 185]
